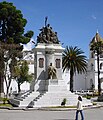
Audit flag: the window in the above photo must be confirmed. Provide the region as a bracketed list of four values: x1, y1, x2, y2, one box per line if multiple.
[39, 58, 44, 68]
[100, 63, 103, 70]
[55, 59, 60, 68]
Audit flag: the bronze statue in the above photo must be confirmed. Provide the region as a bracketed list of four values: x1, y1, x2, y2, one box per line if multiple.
[45, 16, 48, 27]
[48, 63, 57, 79]
[37, 17, 60, 44]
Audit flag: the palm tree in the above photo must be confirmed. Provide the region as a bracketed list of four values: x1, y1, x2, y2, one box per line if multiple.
[62, 46, 87, 92]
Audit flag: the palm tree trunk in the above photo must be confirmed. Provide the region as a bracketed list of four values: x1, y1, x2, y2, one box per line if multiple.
[70, 70, 74, 92]
[97, 51, 101, 96]
[18, 82, 21, 93]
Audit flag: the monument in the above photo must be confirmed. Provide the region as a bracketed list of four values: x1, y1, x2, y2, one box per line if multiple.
[33, 17, 65, 92]
[9, 18, 92, 108]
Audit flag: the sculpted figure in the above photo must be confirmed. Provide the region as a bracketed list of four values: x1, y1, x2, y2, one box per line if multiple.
[37, 33, 44, 43]
[48, 63, 57, 79]
[37, 22, 60, 44]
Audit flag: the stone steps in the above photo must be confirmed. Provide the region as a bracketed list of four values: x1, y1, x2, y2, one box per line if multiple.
[9, 90, 92, 108]
[9, 78, 92, 108]
[33, 92, 92, 107]
[19, 92, 40, 107]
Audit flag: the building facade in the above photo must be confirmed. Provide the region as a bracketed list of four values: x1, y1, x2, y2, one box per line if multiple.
[3, 27, 103, 94]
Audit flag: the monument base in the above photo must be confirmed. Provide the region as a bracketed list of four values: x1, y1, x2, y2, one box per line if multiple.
[34, 79, 67, 92]
[45, 79, 67, 92]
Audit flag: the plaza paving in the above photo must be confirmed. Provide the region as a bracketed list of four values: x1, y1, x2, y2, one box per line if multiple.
[0, 107, 103, 120]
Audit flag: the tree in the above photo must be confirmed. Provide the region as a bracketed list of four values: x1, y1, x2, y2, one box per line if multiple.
[1, 43, 22, 96]
[0, 43, 5, 95]
[0, 1, 34, 96]
[90, 32, 103, 96]
[0, 1, 34, 44]
[14, 60, 33, 93]
[62, 46, 87, 92]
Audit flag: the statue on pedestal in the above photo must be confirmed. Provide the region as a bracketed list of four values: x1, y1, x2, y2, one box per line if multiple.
[48, 63, 57, 79]
[37, 17, 60, 44]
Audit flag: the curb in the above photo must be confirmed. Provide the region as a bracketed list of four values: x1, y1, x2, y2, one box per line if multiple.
[0, 105, 102, 111]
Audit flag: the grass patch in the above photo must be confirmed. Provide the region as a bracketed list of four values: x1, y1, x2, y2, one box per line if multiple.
[0, 97, 12, 107]
[0, 97, 9, 104]
[92, 102, 97, 105]
[0, 103, 12, 107]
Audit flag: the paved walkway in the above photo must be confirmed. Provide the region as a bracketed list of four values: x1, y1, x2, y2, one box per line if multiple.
[0, 106, 103, 120]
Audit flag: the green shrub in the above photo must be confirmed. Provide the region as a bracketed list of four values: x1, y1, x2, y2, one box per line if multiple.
[0, 97, 8, 104]
[92, 102, 97, 105]
[86, 96, 91, 99]
[61, 98, 67, 106]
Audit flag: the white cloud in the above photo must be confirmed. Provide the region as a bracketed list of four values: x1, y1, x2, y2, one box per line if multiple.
[91, 15, 96, 20]
[23, 38, 35, 51]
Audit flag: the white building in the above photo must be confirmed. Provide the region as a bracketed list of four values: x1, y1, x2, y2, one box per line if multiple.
[86, 31, 103, 92]
[7, 23, 93, 107]
[3, 50, 35, 94]
[71, 31, 103, 92]
[3, 28, 103, 94]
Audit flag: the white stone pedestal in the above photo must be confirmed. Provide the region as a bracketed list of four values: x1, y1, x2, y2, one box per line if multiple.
[34, 79, 67, 92]
[45, 79, 67, 92]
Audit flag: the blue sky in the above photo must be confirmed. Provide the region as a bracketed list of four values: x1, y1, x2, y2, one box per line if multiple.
[1, 0, 103, 58]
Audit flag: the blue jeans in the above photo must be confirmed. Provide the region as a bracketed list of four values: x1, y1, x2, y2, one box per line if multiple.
[75, 110, 84, 120]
